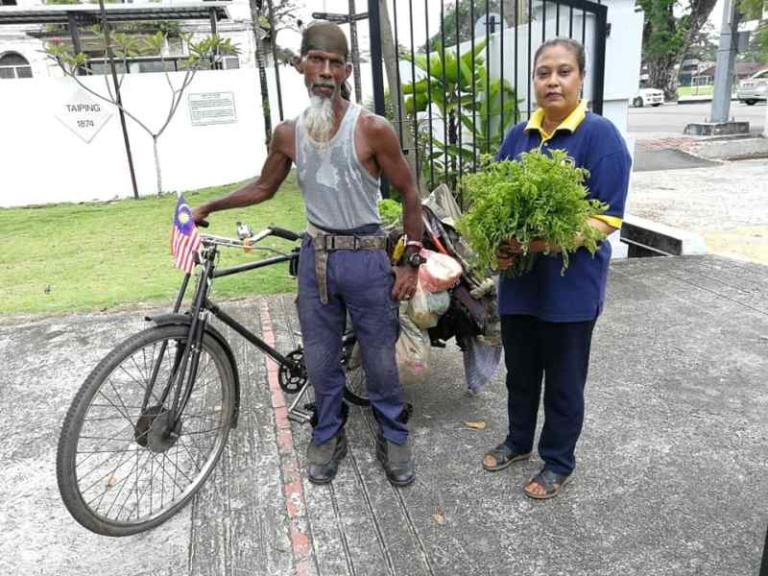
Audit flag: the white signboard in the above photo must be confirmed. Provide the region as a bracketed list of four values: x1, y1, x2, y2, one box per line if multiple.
[189, 92, 237, 126]
[56, 89, 113, 143]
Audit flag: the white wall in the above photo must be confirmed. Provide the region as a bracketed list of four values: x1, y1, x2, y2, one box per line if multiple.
[0, 65, 312, 207]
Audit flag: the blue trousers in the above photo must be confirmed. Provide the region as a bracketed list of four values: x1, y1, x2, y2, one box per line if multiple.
[296, 231, 408, 446]
[501, 314, 596, 475]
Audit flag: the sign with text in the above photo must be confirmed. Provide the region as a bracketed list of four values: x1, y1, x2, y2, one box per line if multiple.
[56, 89, 113, 143]
[189, 92, 237, 126]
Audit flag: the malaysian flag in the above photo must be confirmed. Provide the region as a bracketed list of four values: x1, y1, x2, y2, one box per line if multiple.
[170, 195, 201, 274]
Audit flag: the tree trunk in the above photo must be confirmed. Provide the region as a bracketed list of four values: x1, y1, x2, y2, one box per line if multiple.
[647, 56, 678, 101]
[250, 0, 272, 145]
[153, 136, 162, 195]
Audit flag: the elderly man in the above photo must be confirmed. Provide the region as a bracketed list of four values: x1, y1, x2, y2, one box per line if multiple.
[191, 21, 423, 487]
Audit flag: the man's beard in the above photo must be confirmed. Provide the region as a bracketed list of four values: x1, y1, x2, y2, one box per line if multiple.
[304, 93, 336, 143]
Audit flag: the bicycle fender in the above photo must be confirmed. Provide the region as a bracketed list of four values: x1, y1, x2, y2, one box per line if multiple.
[146, 313, 242, 428]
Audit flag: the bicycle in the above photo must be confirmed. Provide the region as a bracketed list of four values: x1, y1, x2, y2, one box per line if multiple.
[56, 223, 369, 537]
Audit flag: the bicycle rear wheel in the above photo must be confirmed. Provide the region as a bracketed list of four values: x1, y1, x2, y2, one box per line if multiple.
[57, 324, 235, 536]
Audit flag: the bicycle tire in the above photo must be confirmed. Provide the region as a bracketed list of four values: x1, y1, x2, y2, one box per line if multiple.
[57, 324, 236, 537]
[341, 336, 369, 406]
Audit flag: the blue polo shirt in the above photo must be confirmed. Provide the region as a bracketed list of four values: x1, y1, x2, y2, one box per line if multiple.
[496, 103, 631, 322]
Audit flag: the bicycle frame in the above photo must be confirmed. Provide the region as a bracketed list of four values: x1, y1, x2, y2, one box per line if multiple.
[145, 231, 305, 428]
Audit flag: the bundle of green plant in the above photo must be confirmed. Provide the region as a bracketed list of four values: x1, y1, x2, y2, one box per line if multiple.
[457, 149, 608, 277]
[378, 199, 403, 228]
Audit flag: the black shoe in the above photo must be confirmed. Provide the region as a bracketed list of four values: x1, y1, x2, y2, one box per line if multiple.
[307, 429, 348, 485]
[376, 433, 416, 487]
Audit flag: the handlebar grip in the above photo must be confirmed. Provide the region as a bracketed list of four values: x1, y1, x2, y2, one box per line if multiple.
[196, 220, 210, 228]
[269, 226, 300, 242]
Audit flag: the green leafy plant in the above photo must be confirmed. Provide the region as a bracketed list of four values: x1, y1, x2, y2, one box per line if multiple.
[457, 149, 608, 277]
[378, 199, 403, 228]
[403, 40, 518, 189]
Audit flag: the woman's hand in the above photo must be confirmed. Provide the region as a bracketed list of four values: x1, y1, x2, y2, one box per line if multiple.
[499, 237, 561, 258]
[391, 265, 419, 301]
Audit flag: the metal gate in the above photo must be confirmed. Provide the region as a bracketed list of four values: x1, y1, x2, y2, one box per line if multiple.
[364, 0, 608, 194]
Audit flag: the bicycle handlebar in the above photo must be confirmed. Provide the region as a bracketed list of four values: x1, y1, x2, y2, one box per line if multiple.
[269, 226, 301, 242]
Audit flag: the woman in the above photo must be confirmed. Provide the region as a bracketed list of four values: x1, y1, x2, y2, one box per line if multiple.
[481, 38, 631, 499]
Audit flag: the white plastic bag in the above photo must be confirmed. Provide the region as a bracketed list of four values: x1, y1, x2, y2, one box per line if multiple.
[396, 306, 431, 385]
[406, 280, 450, 330]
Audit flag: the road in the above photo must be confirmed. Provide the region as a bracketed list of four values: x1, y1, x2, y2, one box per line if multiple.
[627, 100, 766, 140]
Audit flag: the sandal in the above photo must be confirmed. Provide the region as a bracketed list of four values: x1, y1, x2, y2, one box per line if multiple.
[524, 468, 573, 500]
[482, 444, 531, 472]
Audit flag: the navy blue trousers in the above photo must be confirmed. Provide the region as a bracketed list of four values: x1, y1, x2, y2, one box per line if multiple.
[501, 314, 596, 475]
[296, 230, 408, 446]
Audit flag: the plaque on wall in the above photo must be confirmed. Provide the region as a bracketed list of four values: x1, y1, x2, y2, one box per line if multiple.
[188, 92, 237, 126]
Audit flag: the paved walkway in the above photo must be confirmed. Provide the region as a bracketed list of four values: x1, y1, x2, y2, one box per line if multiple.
[629, 158, 768, 266]
[1, 254, 767, 576]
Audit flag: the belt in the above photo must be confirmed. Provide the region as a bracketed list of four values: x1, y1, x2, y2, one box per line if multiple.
[309, 228, 388, 304]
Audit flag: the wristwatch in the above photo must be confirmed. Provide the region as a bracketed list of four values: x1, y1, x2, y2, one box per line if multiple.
[404, 250, 426, 268]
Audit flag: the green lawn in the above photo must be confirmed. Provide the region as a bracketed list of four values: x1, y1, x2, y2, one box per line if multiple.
[677, 85, 714, 97]
[0, 174, 307, 315]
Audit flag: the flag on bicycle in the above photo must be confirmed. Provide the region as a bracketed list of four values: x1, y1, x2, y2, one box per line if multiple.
[171, 194, 201, 274]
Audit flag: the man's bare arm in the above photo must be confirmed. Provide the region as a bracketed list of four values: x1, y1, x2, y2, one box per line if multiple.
[366, 116, 422, 243]
[192, 122, 294, 222]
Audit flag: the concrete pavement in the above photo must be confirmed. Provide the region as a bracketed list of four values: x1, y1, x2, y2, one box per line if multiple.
[628, 158, 768, 266]
[2, 263, 768, 574]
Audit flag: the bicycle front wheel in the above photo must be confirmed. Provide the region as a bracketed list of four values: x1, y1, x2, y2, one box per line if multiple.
[57, 324, 236, 536]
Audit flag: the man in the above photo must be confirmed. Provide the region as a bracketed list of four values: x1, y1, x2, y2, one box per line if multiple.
[191, 21, 423, 487]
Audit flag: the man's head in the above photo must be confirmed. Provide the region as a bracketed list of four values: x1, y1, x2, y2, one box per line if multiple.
[300, 21, 349, 61]
[296, 21, 353, 142]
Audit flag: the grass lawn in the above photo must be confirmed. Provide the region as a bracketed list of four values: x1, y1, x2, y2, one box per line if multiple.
[0, 174, 306, 315]
[677, 85, 715, 97]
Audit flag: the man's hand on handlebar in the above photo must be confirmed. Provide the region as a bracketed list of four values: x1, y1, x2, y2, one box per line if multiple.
[191, 206, 209, 226]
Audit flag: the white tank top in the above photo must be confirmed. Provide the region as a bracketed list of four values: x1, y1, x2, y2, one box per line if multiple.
[295, 103, 382, 232]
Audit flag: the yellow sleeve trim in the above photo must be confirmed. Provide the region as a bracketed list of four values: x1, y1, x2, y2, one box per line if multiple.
[593, 215, 623, 229]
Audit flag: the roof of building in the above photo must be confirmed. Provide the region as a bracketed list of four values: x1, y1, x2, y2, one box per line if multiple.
[0, 2, 230, 26]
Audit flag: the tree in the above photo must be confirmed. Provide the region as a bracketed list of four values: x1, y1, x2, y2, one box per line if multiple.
[47, 31, 238, 194]
[638, 0, 719, 100]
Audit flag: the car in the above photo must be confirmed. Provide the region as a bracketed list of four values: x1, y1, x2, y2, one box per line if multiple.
[736, 68, 768, 105]
[633, 88, 664, 107]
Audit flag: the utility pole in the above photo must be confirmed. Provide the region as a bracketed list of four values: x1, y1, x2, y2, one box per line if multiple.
[710, 0, 740, 123]
[685, 0, 749, 135]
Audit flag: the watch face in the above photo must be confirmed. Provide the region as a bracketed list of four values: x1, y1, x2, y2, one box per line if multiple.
[407, 253, 423, 267]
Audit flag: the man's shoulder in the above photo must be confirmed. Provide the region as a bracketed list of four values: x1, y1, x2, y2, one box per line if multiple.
[356, 107, 397, 145]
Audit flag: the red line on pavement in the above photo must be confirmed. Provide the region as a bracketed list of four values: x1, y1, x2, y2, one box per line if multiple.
[259, 299, 312, 576]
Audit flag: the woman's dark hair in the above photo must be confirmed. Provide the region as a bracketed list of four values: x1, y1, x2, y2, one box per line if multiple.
[533, 38, 586, 77]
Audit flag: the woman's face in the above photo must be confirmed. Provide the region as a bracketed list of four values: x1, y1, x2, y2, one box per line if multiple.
[533, 44, 583, 119]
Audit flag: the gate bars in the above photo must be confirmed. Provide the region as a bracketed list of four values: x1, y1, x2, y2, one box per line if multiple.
[366, 0, 608, 195]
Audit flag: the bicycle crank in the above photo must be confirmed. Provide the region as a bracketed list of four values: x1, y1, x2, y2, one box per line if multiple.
[134, 405, 182, 453]
[278, 348, 308, 393]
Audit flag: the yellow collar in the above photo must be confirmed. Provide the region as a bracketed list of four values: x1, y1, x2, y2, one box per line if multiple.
[525, 101, 587, 140]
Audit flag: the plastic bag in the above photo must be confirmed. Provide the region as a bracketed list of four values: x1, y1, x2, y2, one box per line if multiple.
[418, 249, 462, 292]
[396, 306, 431, 385]
[406, 280, 450, 330]
[462, 335, 503, 394]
